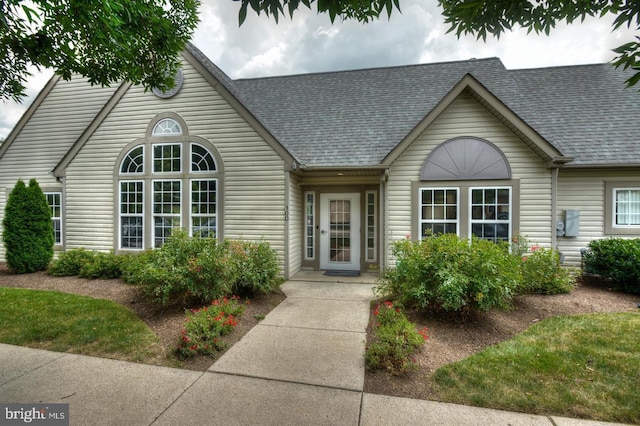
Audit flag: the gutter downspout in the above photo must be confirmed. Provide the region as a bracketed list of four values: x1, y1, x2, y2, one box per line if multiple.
[551, 167, 559, 250]
[284, 169, 291, 280]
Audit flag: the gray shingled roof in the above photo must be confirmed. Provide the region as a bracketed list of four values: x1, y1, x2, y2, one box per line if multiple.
[187, 44, 639, 167]
[507, 64, 639, 166]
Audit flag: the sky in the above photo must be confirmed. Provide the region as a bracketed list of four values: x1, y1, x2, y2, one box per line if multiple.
[0, 0, 636, 139]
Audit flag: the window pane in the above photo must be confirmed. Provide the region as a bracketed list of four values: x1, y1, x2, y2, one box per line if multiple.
[121, 146, 144, 174]
[422, 206, 432, 220]
[472, 206, 483, 220]
[422, 190, 432, 205]
[433, 205, 444, 220]
[305, 192, 315, 260]
[192, 216, 216, 238]
[472, 189, 483, 204]
[191, 144, 216, 172]
[497, 189, 509, 204]
[470, 187, 511, 243]
[152, 119, 182, 135]
[446, 205, 457, 220]
[153, 144, 181, 173]
[154, 216, 181, 247]
[121, 217, 143, 248]
[615, 189, 640, 225]
[420, 188, 458, 239]
[191, 179, 217, 238]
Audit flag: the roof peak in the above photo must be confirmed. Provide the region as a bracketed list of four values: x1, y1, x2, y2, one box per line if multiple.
[233, 57, 505, 82]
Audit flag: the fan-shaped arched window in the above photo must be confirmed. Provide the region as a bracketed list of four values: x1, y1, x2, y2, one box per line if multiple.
[152, 118, 182, 135]
[421, 137, 511, 181]
[117, 114, 222, 250]
[191, 143, 217, 172]
[120, 146, 144, 174]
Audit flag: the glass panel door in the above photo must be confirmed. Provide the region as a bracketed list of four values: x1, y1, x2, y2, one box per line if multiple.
[319, 193, 360, 271]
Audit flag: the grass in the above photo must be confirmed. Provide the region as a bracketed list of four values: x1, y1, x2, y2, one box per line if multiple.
[0, 287, 166, 364]
[433, 312, 640, 424]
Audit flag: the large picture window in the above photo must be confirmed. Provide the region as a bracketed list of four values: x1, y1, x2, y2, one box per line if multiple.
[117, 115, 221, 249]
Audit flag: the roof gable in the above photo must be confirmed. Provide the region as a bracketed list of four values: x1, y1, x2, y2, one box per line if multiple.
[235, 58, 516, 167]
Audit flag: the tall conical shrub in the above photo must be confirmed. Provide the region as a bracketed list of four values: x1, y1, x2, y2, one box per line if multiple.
[3, 179, 54, 273]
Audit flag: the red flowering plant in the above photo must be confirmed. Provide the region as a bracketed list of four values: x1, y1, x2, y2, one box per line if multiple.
[175, 295, 246, 359]
[365, 300, 428, 375]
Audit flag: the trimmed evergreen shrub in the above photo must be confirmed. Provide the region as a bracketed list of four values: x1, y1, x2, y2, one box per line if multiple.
[78, 251, 124, 279]
[3, 179, 54, 273]
[49, 248, 96, 276]
[122, 231, 282, 306]
[583, 238, 640, 294]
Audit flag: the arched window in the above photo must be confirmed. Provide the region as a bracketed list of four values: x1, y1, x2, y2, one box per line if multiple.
[421, 137, 511, 181]
[152, 118, 182, 135]
[417, 137, 517, 243]
[117, 114, 222, 250]
[121, 146, 144, 174]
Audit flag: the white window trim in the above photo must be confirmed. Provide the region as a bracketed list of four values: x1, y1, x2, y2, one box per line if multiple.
[118, 180, 144, 250]
[152, 143, 182, 173]
[304, 191, 315, 260]
[418, 187, 460, 239]
[612, 187, 640, 228]
[468, 186, 512, 242]
[152, 179, 182, 248]
[366, 190, 377, 262]
[44, 192, 63, 246]
[189, 178, 218, 237]
[604, 181, 640, 235]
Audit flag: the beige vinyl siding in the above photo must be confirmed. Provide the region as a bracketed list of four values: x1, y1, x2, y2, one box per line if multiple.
[386, 92, 552, 265]
[63, 61, 288, 268]
[557, 169, 640, 266]
[0, 76, 117, 260]
[287, 173, 303, 277]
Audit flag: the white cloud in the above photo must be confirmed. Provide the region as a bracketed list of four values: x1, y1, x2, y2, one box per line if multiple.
[0, 0, 637, 139]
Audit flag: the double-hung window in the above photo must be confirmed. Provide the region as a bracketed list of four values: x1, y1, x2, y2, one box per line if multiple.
[44, 192, 62, 245]
[419, 188, 459, 236]
[614, 188, 640, 227]
[417, 185, 514, 242]
[470, 187, 511, 242]
[605, 182, 640, 235]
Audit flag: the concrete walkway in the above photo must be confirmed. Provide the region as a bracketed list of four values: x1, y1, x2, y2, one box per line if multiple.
[0, 275, 631, 425]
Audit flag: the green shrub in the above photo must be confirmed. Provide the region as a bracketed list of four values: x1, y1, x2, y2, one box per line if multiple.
[583, 238, 640, 294]
[78, 251, 123, 279]
[520, 247, 577, 294]
[229, 240, 282, 295]
[175, 296, 246, 359]
[379, 235, 521, 315]
[124, 231, 282, 306]
[120, 250, 157, 284]
[365, 300, 428, 375]
[49, 248, 96, 276]
[2, 179, 54, 273]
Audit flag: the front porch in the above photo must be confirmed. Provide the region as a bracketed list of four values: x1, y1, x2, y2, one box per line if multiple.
[290, 270, 380, 284]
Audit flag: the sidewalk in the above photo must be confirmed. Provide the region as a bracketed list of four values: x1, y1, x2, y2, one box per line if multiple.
[0, 276, 631, 425]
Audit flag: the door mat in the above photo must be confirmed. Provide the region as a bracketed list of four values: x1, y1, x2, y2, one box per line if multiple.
[323, 270, 361, 277]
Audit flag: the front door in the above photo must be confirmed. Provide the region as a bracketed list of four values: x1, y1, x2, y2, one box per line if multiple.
[319, 193, 361, 271]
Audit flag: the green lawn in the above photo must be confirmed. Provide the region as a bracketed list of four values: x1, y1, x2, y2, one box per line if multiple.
[0, 287, 167, 364]
[433, 312, 640, 424]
